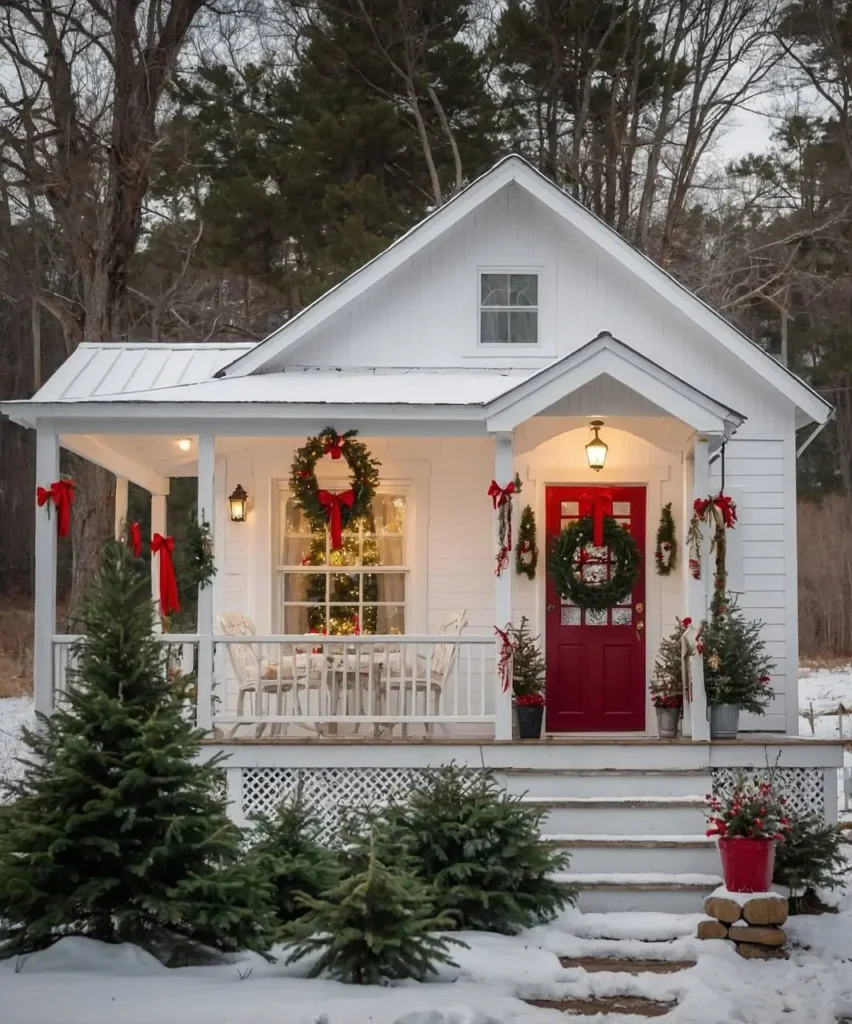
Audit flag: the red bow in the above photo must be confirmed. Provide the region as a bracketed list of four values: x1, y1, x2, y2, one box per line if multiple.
[579, 490, 613, 548]
[128, 521, 142, 558]
[323, 434, 344, 460]
[714, 494, 737, 529]
[36, 479, 75, 538]
[318, 489, 355, 549]
[488, 480, 515, 509]
[151, 533, 180, 617]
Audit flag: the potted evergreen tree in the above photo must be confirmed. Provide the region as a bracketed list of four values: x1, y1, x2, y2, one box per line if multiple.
[702, 599, 775, 738]
[650, 618, 688, 738]
[508, 617, 546, 740]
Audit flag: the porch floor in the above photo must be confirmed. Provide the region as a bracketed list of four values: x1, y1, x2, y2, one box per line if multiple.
[202, 733, 843, 746]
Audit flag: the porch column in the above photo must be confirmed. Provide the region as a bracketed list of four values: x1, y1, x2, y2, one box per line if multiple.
[687, 435, 710, 741]
[33, 424, 59, 718]
[150, 492, 167, 633]
[114, 476, 128, 540]
[493, 431, 514, 740]
[196, 434, 215, 732]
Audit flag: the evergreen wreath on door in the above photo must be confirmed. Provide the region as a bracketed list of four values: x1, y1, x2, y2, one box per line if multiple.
[289, 427, 380, 549]
[548, 515, 640, 611]
[654, 502, 678, 576]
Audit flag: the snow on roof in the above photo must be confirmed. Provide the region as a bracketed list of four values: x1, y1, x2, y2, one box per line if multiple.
[32, 342, 256, 402]
[59, 367, 529, 406]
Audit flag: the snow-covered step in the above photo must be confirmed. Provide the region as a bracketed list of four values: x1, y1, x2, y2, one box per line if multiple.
[544, 834, 720, 875]
[501, 767, 711, 799]
[556, 872, 722, 914]
[525, 795, 707, 835]
[483, 742, 707, 771]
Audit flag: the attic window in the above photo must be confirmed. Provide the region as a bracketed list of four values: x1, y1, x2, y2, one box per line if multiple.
[480, 272, 538, 345]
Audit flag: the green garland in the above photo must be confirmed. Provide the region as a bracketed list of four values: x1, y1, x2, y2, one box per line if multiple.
[289, 427, 380, 535]
[654, 502, 678, 577]
[185, 515, 216, 590]
[515, 505, 538, 580]
[547, 515, 640, 611]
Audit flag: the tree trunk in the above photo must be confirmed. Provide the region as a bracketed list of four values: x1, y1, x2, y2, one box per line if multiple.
[68, 458, 115, 627]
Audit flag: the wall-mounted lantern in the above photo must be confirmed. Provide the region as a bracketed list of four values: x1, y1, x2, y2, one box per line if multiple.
[585, 420, 608, 472]
[228, 484, 249, 522]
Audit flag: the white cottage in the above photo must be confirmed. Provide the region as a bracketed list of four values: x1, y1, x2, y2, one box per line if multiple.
[2, 156, 842, 910]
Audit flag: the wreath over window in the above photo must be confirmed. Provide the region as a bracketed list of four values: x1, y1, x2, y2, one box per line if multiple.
[289, 427, 380, 547]
[548, 515, 641, 611]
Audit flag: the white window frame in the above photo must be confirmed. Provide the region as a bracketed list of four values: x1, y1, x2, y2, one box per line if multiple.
[273, 481, 412, 635]
[478, 268, 540, 348]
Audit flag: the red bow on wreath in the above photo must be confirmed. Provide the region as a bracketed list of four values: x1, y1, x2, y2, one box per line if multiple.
[151, 533, 180, 617]
[36, 479, 75, 538]
[578, 490, 613, 548]
[128, 521, 142, 558]
[488, 479, 515, 509]
[319, 489, 355, 550]
[323, 434, 345, 460]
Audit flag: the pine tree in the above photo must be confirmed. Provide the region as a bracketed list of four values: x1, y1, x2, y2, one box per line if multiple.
[515, 505, 538, 579]
[245, 783, 341, 936]
[507, 616, 545, 699]
[286, 833, 463, 984]
[0, 539, 277, 963]
[773, 812, 851, 912]
[373, 765, 573, 934]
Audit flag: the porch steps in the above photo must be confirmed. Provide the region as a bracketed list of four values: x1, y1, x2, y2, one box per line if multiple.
[501, 765, 716, 912]
[553, 871, 722, 914]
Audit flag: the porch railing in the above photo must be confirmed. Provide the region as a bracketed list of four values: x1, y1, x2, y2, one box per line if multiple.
[50, 633, 497, 738]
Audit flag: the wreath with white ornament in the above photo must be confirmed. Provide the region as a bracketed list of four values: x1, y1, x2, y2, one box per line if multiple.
[289, 427, 380, 549]
[548, 515, 641, 611]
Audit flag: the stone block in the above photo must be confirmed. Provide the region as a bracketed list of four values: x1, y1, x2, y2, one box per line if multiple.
[704, 896, 742, 924]
[729, 925, 786, 947]
[697, 919, 729, 940]
[735, 942, 788, 960]
[742, 896, 788, 926]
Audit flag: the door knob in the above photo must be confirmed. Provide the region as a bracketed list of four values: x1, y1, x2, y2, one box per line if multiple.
[547, 603, 556, 613]
[636, 620, 645, 640]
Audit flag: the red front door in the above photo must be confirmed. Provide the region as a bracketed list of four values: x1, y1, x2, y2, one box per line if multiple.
[545, 486, 646, 732]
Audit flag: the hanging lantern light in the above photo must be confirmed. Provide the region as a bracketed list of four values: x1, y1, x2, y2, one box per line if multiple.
[228, 484, 249, 522]
[585, 420, 608, 472]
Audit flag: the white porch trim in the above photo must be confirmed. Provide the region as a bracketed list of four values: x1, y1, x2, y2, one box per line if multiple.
[493, 432, 514, 740]
[61, 433, 169, 494]
[34, 426, 59, 718]
[686, 436, 710, 741]
[196, 434, 216, 730]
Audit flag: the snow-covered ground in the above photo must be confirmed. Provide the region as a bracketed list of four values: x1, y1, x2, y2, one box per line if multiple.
[1, 901, 851, 1024]
[0, 695, 32, 791]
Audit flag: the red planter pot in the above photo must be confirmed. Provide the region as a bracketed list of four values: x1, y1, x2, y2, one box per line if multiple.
[718, 837, 776, 893]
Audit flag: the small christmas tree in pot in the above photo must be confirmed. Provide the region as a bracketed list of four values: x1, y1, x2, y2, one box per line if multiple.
[702, 597, 775, 739]
[650, 618, 689, 738]
[507, 617, 546, 739]
[706, 774, 791, 892]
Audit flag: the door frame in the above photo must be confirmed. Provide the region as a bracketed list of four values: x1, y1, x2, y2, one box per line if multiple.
[530, 464, 672, 736]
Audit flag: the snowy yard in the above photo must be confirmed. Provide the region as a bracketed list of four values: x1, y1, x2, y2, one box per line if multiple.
[1, 901, 852, 1024]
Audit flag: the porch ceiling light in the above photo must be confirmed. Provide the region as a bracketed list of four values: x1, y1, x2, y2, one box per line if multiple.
[176, 437, 193, 452]
[228, 484, 249, 522]
[585, 420, 608, 472]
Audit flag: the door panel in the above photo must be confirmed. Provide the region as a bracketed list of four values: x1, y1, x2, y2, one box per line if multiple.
[545, 486, 646, 732]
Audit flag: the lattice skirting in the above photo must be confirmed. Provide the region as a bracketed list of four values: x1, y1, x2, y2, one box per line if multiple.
[240, 767, 436, 843]
[711, 767, 825, 818]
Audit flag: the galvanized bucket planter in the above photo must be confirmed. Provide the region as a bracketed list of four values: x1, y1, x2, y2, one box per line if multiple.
[709, 703, 740, 739]
[656, 706, 681, 739]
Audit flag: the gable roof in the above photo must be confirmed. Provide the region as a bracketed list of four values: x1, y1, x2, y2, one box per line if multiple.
[215, 154, 831, 427]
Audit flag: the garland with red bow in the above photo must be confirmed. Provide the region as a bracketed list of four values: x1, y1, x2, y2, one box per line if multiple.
[289, 427, 380, 549]
[495, 624, 514, 693]
[36, 478, 75, 538]
[687, 493, 737, 616]
[489, 473, 522, 576]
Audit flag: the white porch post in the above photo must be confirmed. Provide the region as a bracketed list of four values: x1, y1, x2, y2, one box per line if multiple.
[688, 435, 710, 741]
[196, 434, 215, 732]
[150, 492, 167, 632]
[493, 431, 514, 740]
[33, 425, 59, 718]
[114, 476, 128, 540]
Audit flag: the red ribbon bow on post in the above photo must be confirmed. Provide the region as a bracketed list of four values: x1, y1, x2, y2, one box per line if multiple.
[488, 479, 515, 509]
[578, 490, 614, 548]
[151, 533, 180, 617]
[128, 521, 142, 558]
[36, 479, 75, 538]
[318, 489, 355, 549]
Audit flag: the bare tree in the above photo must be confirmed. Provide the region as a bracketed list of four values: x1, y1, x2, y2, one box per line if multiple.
[0, 0, 224, 613]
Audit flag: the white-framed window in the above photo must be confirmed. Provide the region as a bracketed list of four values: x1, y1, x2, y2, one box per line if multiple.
[275, 486, 408, 635]
[479, 271, 539, 345]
